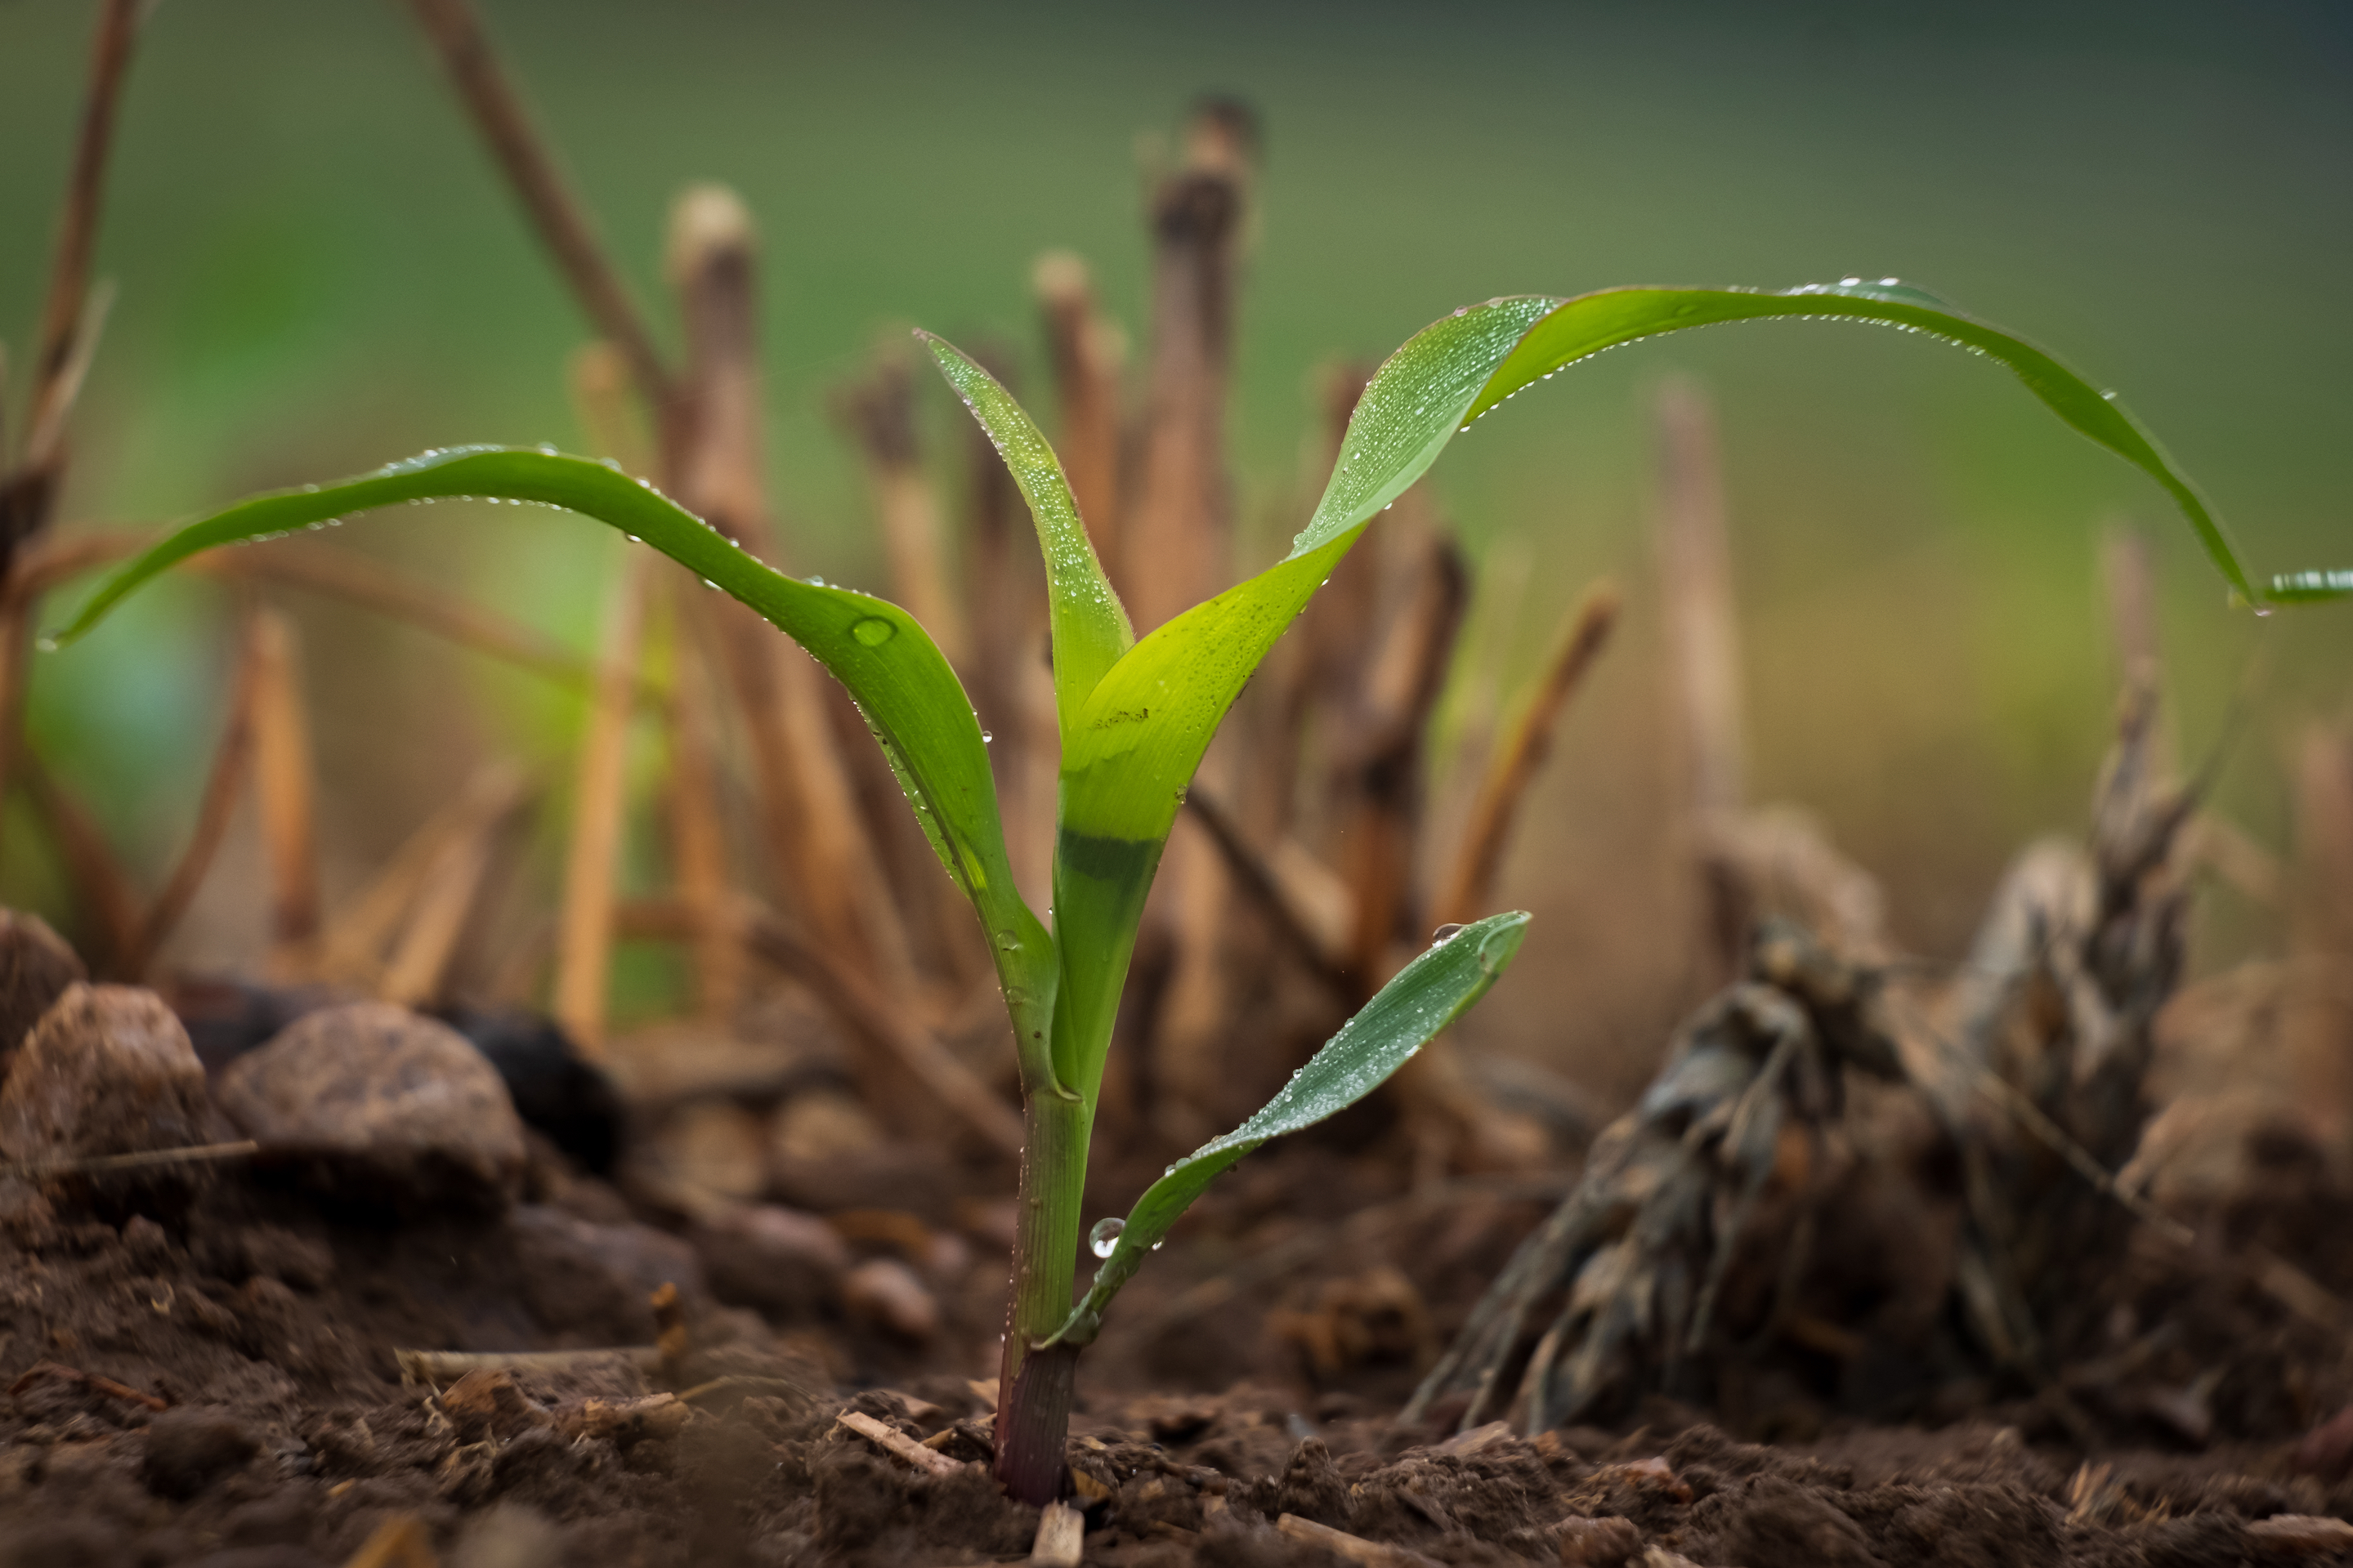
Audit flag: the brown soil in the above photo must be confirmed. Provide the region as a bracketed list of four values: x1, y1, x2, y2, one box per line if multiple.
[4, 1135, 2350, 1568]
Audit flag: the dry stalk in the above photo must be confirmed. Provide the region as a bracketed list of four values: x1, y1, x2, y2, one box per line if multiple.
[1653, 378, 1748, 983]
[402, 0, 673, 415]
[314, 762, 532, 989]
[1032, 251, 1125, 570]
[664, 601, 742, 1021]
[2, 0, 141, 561]
[248, 609, 322, 966]
[18, 753, 141, 972]
[837, 345, 968, 664]
[551, 549, 651, 1054]
[121, 605, 271, 979]
[1434, 581, 1621, 927]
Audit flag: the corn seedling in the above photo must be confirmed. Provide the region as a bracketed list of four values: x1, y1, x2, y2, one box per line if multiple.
[47, 279, 2346, 1501]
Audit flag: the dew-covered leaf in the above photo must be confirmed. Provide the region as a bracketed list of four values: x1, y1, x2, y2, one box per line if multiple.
[1045, 910, 1531, 1347]
[47, 445, 1058, 1072]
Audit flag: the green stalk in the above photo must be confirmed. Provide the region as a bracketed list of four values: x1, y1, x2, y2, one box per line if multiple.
[993, 1085, 1092, 1503]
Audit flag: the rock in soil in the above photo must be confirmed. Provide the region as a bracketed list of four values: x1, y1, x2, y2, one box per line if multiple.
[0, 982, 212, 1166]
[0, 909, 83, 1074]
[213, 1001, 526, 1206]
[693, 1203, 849, 1316]
[139, 1407, 261, 1500]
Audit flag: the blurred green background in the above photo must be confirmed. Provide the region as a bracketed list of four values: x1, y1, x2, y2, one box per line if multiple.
[1, 0, 2346, 1045]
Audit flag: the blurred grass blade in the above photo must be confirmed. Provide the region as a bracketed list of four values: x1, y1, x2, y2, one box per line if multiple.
[924, 333, 1132, 739]
[1045, 909, 1532, 1347]
[2268, 569, 2353, 604]
[1453, 281, 2264, 602]
[48, 445, 1060, 1073]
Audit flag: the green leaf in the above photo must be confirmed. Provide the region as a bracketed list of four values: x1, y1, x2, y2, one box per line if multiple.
[47, 445, 1060, 1082]
[924, 333, 1132, 739]
[1044, 909, 1532, 1347]
[1455, 281, 2265, 605]
[1026, 280, 2311, 1101]
[2268, 570, 2353, 604]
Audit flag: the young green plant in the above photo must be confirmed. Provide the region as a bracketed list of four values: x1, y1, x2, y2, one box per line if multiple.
[51, 280, 2344, 1502]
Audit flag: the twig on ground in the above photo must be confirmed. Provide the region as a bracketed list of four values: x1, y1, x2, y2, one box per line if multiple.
[339, 1513, 439, 1568]
[1432, 581, 1620, 926]
[837, 1409, 964, 1477]
[393, 1346, 661, 1385]
[1, 1140, 258, 1181]
[5, 1360, 169, 1412]
[1275, 1514, 1433, 1566]
[1030, 1502, 1085, 1567]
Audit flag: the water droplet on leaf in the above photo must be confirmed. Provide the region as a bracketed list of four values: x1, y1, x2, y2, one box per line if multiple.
[851, 617, 897, 646]
[1088, 1218, 1125, 1258]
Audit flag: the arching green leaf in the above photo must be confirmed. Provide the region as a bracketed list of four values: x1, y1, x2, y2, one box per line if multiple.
[47, 445, 1059, 1081]
[924, 333, 1132, 739]
[1045, 910, 1532, 1347]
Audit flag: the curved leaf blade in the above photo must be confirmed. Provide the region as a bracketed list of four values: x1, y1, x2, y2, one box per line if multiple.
[1045, 909, 1532, 1347]
[48, 446, 1060, 1079]
[923, 333, 1132, 739]
[1461, 281, 2263, 603]
[2268, 569, 2353, 604]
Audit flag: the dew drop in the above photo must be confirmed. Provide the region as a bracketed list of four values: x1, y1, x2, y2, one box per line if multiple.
[851, 616, 897, 646]
[1088, 1218, 1125, 1258]
[981, 730, 994, 743]
[1431, 923, 1465, 943]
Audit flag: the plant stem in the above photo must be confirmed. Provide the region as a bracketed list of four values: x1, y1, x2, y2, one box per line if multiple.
[993, 1088, 1091, 1503]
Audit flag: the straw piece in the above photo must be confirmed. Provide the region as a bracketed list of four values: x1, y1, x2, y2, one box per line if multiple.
[1432, 582, 1620, 926]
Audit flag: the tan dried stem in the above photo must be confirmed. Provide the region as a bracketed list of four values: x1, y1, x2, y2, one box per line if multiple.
[613, 896, 1021, 1158]
[1032, 251, 1125, 569]
[1432, 582, 1621, 926]
[837, 345, 968, 665]
[248, 609, 322, 965]
[4, 0, 141, 550]
[664, 189, 917, 997]
[664, 600, 742, 1021]
[403, 0, 674, 418]
[552, 548, 651, 1055]
[18, 752, 141, 974]
[121, 605, 271, 979]
[316, 762, 532, 991]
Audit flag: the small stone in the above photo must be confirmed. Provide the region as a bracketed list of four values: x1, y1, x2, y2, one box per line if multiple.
[0, 909, 83, 1076]
[214, 1002, 526, 1204]
[0, 984, 211, 1166]
[141, 1408, 259, 1499]
[695, 1203, 849, 1317]
[840, 1256, 939, 1341]
[508, 1204, 705, 1341]
[437, 1368, 553, 1442]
